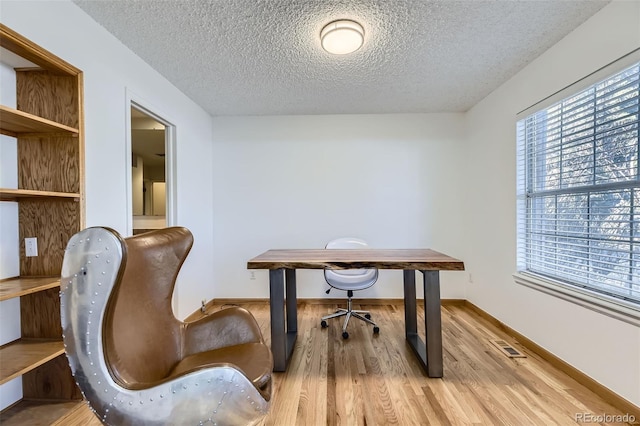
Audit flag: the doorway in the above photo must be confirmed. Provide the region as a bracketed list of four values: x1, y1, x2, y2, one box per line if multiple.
[129, 104, 175, 235]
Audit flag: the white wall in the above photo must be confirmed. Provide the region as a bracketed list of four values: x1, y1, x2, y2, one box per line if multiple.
[211, 114, 468, 299]
[465, 1, 640, 406]
[0, 0, 215, 319]
[0, 41, 24, 411]
[0, 59, 19, 282]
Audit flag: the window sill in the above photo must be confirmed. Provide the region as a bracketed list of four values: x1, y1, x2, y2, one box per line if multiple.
[513, 272, 640, 327]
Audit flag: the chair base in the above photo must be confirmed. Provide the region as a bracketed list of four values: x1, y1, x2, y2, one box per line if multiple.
[321, 297, 379, 339]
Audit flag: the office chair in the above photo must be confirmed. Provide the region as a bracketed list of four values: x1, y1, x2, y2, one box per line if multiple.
[60, 226, 272, 425]
[320, 237, 380, 339]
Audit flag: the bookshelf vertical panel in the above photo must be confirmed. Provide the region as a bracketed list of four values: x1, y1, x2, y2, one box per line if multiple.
[22, 355, 82, 400]
[17, 135, 80, 193]
[20, 288, 62, 339]
[16, 71, 79, 129]
[19, 200, 79, 277]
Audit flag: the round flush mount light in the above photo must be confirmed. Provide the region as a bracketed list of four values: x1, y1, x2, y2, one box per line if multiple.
[320, 20, 364, 55]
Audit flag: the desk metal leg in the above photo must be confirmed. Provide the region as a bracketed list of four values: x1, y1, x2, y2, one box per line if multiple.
[404, 269, 427, 374]
[403, 270, 418, 337]
[403, 269, 443, 378]
[269, 268, 298, 372]
[269, 269, 286, 371]
[285, 269, 298, 334]
[423, 270, 443, 377]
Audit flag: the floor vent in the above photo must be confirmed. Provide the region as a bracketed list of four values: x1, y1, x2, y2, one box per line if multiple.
[490, 339, 526, 358]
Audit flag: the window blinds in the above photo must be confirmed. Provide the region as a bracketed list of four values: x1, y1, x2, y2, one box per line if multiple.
[517, 61, 640, 305]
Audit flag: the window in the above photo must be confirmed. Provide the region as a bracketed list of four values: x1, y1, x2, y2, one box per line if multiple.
[516, 60, 640, 309]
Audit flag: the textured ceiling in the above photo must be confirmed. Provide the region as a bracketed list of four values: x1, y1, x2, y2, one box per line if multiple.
[73, 0, 609, 116]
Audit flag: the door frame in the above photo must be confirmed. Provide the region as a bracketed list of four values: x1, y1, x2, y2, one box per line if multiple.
[124, 90, 177, 236]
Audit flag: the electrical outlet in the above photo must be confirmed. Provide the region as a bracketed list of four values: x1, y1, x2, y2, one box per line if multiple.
[249, 271, 256, 280]
[25, 237, 38, 257]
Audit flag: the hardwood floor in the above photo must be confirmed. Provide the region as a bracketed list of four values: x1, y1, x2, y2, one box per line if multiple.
[253, 301, 635, 425]
[67, 301, 636, 425]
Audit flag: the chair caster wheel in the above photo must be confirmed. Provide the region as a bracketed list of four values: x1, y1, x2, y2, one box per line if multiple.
[365, 314, 371, 320]
[373, 326, 380, 334]
[321, 320, 328, 328]
[342, 331, 349, 339]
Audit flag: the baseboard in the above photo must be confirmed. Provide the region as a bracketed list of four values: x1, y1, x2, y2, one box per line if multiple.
[209, 297, 467, 306]
[187, 298, 464, 319]
[464, 301, 640, 421]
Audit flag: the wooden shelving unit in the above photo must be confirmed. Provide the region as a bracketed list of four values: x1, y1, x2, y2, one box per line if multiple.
[0, 23, 85, 423]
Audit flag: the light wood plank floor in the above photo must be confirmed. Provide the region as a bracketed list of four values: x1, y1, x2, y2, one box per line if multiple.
[69, 301, 635, 425]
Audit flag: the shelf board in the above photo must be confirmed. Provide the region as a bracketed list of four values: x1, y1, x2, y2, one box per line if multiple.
[0, 188, 80, 202]
[0, 339, 65, 385]
[0, 105, 78, 137]
[0, 276, 60, 301]
[0, 399, 84, 426]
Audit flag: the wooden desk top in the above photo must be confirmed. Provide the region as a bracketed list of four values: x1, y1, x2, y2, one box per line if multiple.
[247, 249, 465, 271]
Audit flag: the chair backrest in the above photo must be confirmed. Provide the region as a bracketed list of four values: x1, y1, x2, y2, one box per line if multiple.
[324, 237, 378, 291]
[103, 227, 193, 387]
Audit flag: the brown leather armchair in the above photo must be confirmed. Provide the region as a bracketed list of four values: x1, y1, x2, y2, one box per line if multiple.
[60, 226, 272, 425]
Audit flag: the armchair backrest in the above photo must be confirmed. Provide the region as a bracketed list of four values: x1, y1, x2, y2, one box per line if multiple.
[103, 227, 193, 388]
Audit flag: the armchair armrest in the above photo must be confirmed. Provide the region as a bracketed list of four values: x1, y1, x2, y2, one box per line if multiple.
[182, 306, 264, 357]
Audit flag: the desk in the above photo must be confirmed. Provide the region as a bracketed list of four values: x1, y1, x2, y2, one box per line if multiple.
[247, 249, 465, 378]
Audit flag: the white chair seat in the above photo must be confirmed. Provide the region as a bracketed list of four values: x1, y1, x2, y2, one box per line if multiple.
[325, 268, 377, 290]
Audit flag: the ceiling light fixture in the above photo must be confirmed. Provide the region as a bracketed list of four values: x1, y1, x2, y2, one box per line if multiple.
[320, 20, 364, 55]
